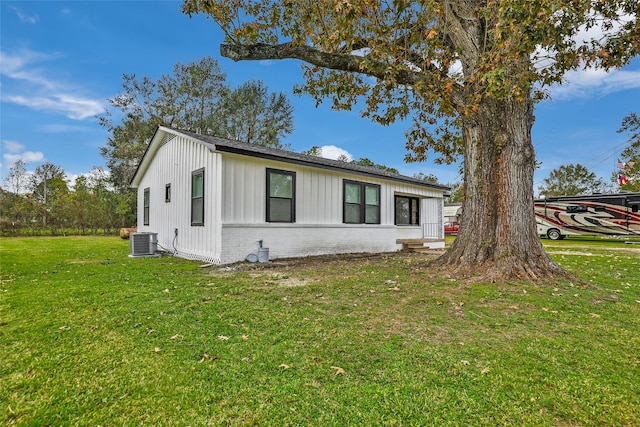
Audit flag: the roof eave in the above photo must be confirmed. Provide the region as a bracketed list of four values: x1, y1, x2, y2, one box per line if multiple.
[214, 143, 450, 190]
[132, 125, 450, 192]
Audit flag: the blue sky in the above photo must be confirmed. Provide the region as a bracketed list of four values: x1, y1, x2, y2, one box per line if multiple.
[2, 1, 639, 191]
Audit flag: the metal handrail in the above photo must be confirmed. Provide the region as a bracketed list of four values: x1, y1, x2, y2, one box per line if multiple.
[422, 222, 443, 239]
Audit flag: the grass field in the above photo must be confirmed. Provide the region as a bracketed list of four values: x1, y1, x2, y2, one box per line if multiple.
[1, 236, 639, 426]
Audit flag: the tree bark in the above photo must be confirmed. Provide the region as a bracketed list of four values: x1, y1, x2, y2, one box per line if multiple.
[436, 95, 568, 281]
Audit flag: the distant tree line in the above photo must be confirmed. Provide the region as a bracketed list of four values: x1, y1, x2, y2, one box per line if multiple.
[1, 160, 132, 236]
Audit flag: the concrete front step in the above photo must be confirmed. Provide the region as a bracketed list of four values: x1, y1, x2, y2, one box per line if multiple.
[396, 238, 446, 253]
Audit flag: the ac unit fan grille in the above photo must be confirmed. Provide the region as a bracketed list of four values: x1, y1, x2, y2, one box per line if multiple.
[130, 232, 157, 256]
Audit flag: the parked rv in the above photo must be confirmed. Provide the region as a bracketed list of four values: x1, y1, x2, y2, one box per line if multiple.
[535, 192, 640, 240]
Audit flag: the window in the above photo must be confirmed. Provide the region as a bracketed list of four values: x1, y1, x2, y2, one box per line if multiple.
[395, 195, 420, 225]
[191, 169, 204, 225]
[165, 184, 171, 203]
[267, 169, 295, 222]
[143, 188, 150, 225]
[343, 180, 380, 224]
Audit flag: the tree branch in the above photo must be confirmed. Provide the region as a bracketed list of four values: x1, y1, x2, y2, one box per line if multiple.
[221, 42, 465, 110]
[222, 43, 365, 73]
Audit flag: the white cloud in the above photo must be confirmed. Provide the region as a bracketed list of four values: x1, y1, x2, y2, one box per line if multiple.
[3, 153, 22, 165]
[0, 49, 104, 120]
[2, 139, 45, 168]
[319, 145, 353, 161]
[38, 124, 94, 133]
[550, 68, 640, 100]
[66, 173, 80, 189]
[3, 140, 25, 153]
[7, 94, 103, 120]
[10, 6, 39, 24]
[574, 12, 633, 47]
[3, 151, 45, 165]
[22, 151, 46, 163]
[0, 50, 58, 88]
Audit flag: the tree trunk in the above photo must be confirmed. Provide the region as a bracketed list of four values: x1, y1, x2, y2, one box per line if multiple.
[436, 95, 568, 282]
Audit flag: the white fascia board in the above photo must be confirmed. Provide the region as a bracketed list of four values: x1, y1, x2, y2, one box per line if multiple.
[130, 126, 216, 188]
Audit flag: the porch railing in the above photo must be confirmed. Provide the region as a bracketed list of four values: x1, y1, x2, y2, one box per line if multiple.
[422, 222, 443, 239]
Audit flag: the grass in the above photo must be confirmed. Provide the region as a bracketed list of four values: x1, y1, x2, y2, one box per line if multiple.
[1, 236, 639, 426]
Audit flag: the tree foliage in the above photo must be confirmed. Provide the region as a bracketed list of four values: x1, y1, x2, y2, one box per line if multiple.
[538, 163, 605, 197]
[4, 160, 29, 195]
[99, 56, 294, 190]
[98, 56, 295, 227]
[301, 146, 399, 173]
[413, 172, 441, 185]
[351, 157, 399, 174]
[446, 181, 464, 203]
[219, 80, 294, 147]
[183, 0, 639, 282]
[183, 0, 638, 163]
[301, 145, 323, 156]
[617, 112, 640, 191]
[29, 162, 67, 227]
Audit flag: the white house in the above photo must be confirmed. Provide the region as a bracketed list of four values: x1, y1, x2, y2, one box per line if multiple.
[130, 126, 449, 264]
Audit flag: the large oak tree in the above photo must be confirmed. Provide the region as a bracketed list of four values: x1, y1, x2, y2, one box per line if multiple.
[183, 1, 639, 282]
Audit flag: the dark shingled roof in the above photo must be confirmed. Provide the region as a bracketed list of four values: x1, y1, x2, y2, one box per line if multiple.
[168, 126, 450, 191]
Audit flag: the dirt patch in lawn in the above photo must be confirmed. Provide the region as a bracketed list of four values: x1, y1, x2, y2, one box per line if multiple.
[546, 247, 640, 256]
[213, 251, 441, 273]
[208, 251, 443, 290]
[246, 271, 314, 287]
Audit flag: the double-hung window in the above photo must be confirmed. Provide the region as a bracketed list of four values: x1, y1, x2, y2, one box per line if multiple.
[143, 188, 150, 225]
[343, 180, 380, 224]
[191, 169, 204, 225]
[267, 168, 295, 222]
[395, 195, 420, 225]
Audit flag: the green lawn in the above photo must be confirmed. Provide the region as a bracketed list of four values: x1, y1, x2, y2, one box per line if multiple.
[1, 236, 639, 426]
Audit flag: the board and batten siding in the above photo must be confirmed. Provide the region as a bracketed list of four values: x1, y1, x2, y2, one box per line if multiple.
[217, 153, 445, 263]
[220, 153, 442, 225]
[136, 135, 222, 263]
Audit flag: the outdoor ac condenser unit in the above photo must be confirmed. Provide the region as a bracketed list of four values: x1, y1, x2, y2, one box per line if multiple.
[129, 232, 158, 257]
